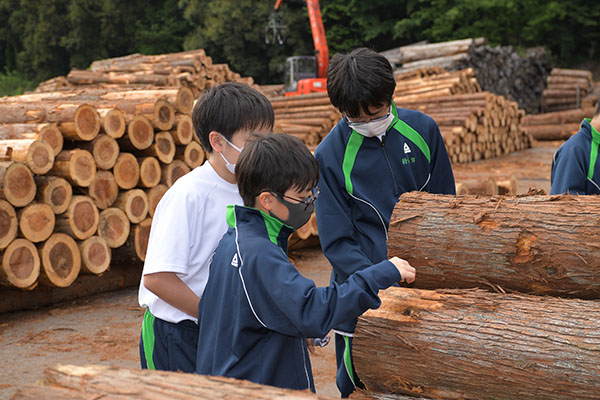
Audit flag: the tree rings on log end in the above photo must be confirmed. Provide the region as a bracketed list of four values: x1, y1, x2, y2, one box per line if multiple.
[153, 99, 175, 131]
[1, 162, 36, 207]
[134, 218, 152, 261]
[146, 184, 167, 217]
[102, 108, 126, 139]
[97, 208, 130, 248]
[88, 170, 119, 209]
[58, 196, 100, 240]
[113, 153, 140, 189]
[179, 141, 205, 169]
[27, 140, 54, 174]
[176, 87, 195, 114]
[161, 160, 190, 187]
[0, 200, 17, 249]
[116, 189, 149, 224]
[153, 131, 175, 163]
[137, 157, 161, 188]
[65, 104, 101, 141]
[126, 115, 154, 150]
[79, 236, 111, 275]
[18, 203, 55, 243]
[39, 233, 81, 287]
[35, 176, 72, 214]
[1, 238, 40, 289]
[173, 114, 193, 145]
[91, 135, 120, 170]
[39, 123, 64, 156]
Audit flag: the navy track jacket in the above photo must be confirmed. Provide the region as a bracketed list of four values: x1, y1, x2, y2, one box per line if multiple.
[195, 205, 401, 391]
[314, 105, 455, 333]
[551, 119, 600, 195]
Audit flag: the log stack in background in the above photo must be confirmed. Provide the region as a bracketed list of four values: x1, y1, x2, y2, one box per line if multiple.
[521, 107, 595, 141]
[542, 68, 594, 112]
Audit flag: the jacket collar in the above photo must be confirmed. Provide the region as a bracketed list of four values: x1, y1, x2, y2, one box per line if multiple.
[583, 118, 600, 144]
[226, 204, 294, 249]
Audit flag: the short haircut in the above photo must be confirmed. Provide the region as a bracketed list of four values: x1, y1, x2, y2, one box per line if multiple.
[192, 82, 274, 153]
[236, 133, 319, 207]
[327, 47, 396, 118]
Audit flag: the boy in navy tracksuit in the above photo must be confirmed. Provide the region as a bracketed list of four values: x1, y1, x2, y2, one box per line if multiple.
[315, 47, 456, 397]
[195, 133, 416, 391]
[551, 102, 600, 194]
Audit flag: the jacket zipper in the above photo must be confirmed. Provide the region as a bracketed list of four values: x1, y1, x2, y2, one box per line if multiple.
[381, 134, 399, 197]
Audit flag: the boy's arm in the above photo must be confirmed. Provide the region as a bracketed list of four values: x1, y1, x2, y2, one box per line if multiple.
[550, 145, 588, 195]
[144, 272, 200, 318]
[315, 160, 375, 282]
[426, 121, 456, 194]
[243, 248, 402, 339]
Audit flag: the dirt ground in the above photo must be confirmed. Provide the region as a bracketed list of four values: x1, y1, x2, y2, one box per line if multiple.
[0, 141, 560, 400]
[0, 247, 338, 400]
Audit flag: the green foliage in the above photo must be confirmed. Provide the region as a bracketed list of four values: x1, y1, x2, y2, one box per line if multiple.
[0, 69, 35, 96]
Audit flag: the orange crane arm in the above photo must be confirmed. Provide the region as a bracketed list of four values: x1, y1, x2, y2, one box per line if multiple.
[306, 0, 329, 79]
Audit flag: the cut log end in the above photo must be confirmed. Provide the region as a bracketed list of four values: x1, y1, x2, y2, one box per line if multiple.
[1, 238, 40, 289]
[134, 218, 152, 261]
[78, 236, 111, 275]
[176, 141, 205, 169]
[56, 196, 100, 240]
[113, 153, 140, 189]
[27, 140, 55, 174]
[161, 160, 191, 187]
[39, 233, 81, 288]
[87, 170, 119, 209]
[39, 124, 64, 156]
[126, 115, 154, 150]
[115, 189, 149, 224]
[97, 208, 130, 248]
[153, 99, 176, 131]
[18, 203, 55, 243]
[173, 115, 194, 145]
[102, 108, 126, 139]
[0, 200, 18, 249]
[137, 157, 161, 188]
[34, 176, 73, 215]
[1, 162, 36, 207]
[146, 184, 168, 217]
[176, 87, 195, 113]
[91, 135, 120, 170]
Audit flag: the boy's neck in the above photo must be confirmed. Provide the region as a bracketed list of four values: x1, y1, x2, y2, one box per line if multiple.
[208, 153, 236, 184]
[591, 114, 600, 133]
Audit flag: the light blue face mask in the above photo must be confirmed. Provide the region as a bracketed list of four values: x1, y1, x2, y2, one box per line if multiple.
[219, 134, 243, 174]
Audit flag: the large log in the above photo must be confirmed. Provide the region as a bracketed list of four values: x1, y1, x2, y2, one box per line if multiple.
[11, 364, 332, 400]
[119, 115, 154, 151]
[146, 184, 168, 217]
[0, 199, 18, 249]
[78, 236, 111, 275]
[87, 170, 119, 209]
[50, 149, 97, 187]
[160, 160, 190, 187]
[114, 189, 149, 224]
[137, 156, 161, 188]
[354, 287, 600, 400]
[522, 123, 579, 141]
[34, 176, 73, 214]
[175, 141, 205, 168]
[17, 203, 55, 243]
[172, 114, 194, 145]
[0, 123, 63, 156]
[388, 193, 600, 298]
[37, 232, 81, 287]
[113, 153, 140, 189]
[1, 238, 40, 289]
[0, 161, 36, 207]
[139, 131, 175, 163]
[0, 139, 54, 174]
[99, 107, 126, 139]
[54, 196, 100, 240]
[97, 207, 130, 248]
[113, 218, 152, 262]
[76, 134, 120, 170]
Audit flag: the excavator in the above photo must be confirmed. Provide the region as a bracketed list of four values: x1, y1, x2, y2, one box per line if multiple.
[265, 0, 329, 96]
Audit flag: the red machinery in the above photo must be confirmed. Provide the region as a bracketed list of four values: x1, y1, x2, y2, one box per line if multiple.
[266, 0, 329, 96]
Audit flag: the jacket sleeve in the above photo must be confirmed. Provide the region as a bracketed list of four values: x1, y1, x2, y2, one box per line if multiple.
[426, 119, 456, 195]
[243, 245, 401, 339]
[315, 151, 377, 282]
[550, 144, 588, 195]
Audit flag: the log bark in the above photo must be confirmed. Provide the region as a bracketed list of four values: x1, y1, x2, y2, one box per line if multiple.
[354, 287, 600, 400]
[113, 153, 140, 189]
[34, 176, 73, 214]
[11, 364, 331, 400]
[0, 199, 17, 249]
[0, 161, 36, 207]
[37, 232, 81, 287]
[522, 123, 579, 140]
[0, 139, 54, 174]
[160, 160, 190, 187]
[175, 141, 205, 168]
[138, 131, 175, 163]
[50, 149, 97, 187]
[97, 207, 130, 248]
[172, 114, 194, 145]
[137, 157, 161, 188]
[1, 238, 40, 289]
[54, 196, 99, 240]
[0, 123, 63, 157]
[114, 189, 149, 224]
[17, 203, 55, 243]
[388, 193, 600, 298]
[76, 134, 120, 170]
[78, 236, 111, 275]
[146, 184, 168, 217]
[119, 115, 154, 151]
[87, 170, 119, 209]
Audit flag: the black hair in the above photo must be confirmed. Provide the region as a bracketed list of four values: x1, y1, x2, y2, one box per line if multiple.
[326, 47, 396, 118]
[192, 82, 274, 153]
[236, 133, 319, 207]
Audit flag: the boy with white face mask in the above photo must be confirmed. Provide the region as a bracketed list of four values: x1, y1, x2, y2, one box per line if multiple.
[314, 47, 456, 397]
[138, 82, 274, 373]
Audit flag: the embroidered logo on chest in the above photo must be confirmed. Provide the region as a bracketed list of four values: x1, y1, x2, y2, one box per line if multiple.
[231, 253, 239, 267]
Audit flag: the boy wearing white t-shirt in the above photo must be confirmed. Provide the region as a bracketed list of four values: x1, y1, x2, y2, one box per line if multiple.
[138, 82, 274, 372]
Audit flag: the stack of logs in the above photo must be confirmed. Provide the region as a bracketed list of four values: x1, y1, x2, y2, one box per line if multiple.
[394, 72, 530, 163]
[521, 106, 595, 141]
[394, 67, 481, 100]
[542, 68, 594, 112]
[352, 192, 600, 399]
[0, 86, 205, 291]
[34, 49, 257, 97]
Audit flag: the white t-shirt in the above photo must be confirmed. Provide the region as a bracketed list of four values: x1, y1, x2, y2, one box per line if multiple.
[138, 161, 242, 323]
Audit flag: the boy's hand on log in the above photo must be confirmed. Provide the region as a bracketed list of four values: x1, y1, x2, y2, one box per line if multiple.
[389, 257, 416, 284]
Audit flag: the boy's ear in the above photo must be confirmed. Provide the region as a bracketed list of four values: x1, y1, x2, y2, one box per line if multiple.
[208, 131, 224, 153]
[257, 192, 275, 211]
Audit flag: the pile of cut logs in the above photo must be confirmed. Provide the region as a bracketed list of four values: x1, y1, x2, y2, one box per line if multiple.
[542, 68, 594, 112]
[521, 106, 595, 140]
[34, 49, 256, 97]
[0, 86, 204, 291]
[352, 192, 600, 400]
[394, 67, 481, 100]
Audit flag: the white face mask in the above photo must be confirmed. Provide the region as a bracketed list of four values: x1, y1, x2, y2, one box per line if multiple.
[219, 134, 243, 174]
[347, 108, 395, 138]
